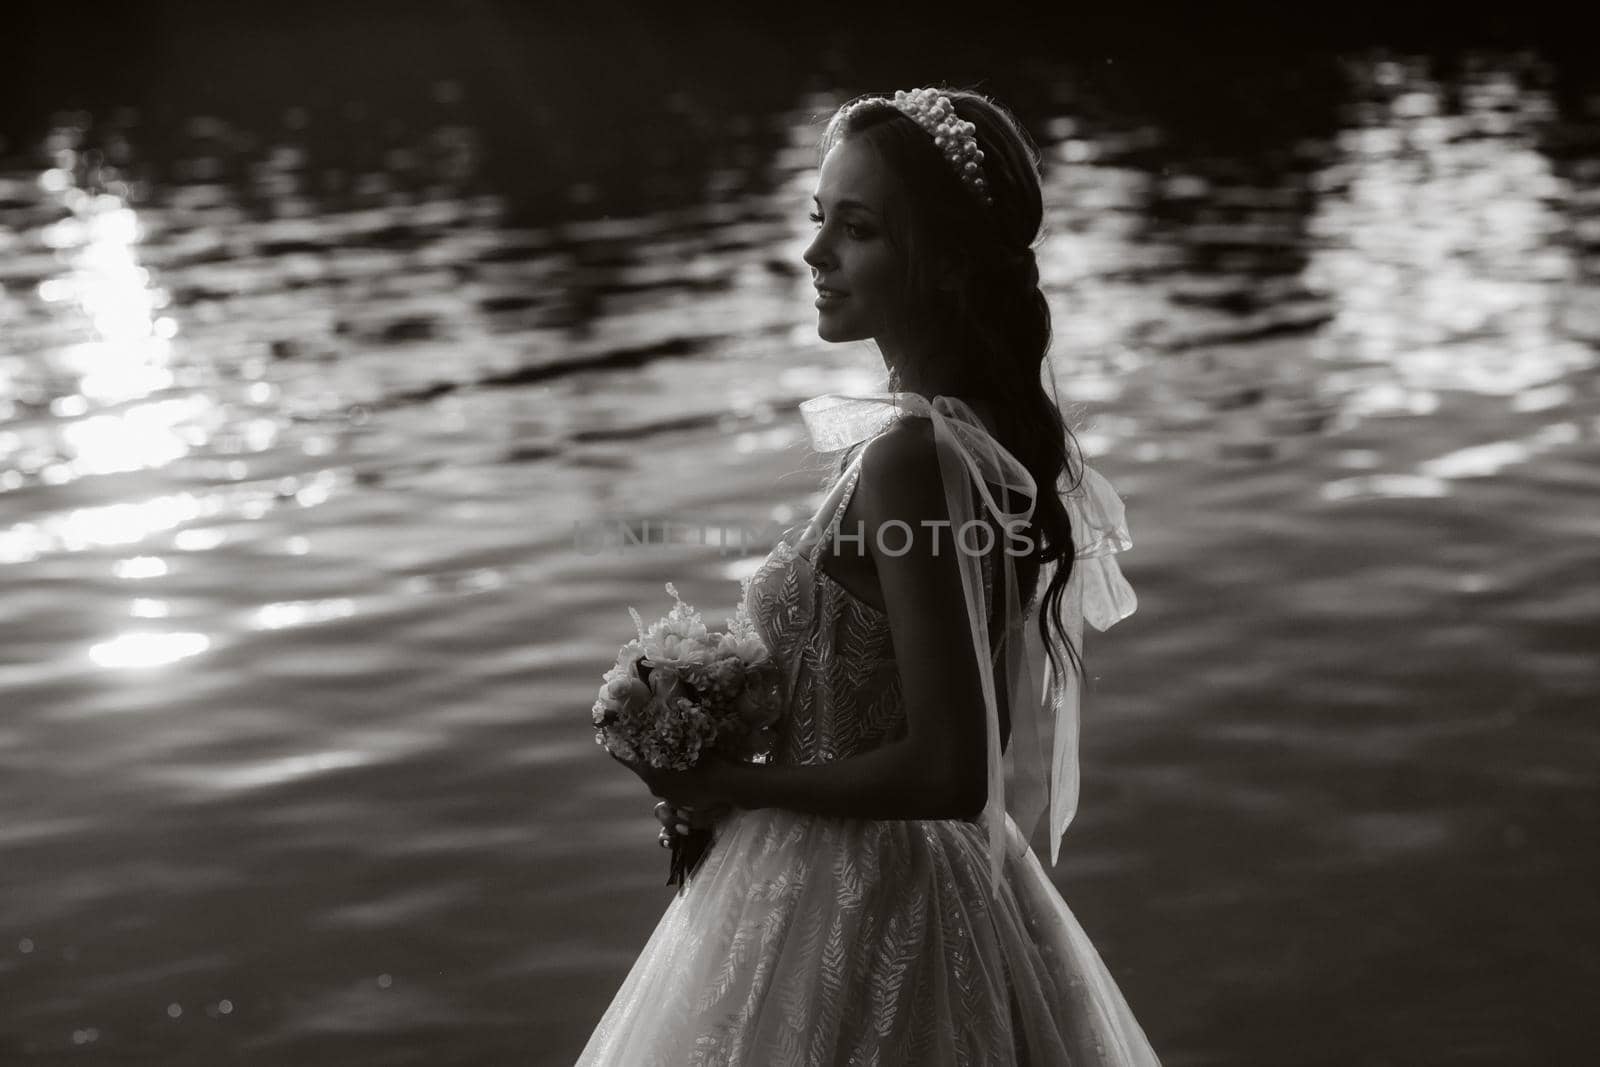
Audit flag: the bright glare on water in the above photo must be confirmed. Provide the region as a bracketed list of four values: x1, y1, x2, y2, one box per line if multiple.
[3, 18, 1598, 1066]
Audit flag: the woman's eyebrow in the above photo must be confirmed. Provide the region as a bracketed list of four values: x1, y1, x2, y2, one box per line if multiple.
[811, 195, 877, 216]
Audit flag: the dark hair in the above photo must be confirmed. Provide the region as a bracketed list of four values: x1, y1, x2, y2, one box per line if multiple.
[819, 86, 1087, 687]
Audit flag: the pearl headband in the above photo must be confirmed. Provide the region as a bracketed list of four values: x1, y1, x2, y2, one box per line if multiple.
[851, 88, 995, 208]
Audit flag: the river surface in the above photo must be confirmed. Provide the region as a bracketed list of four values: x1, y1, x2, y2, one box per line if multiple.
[4, 9, 1599, 1065]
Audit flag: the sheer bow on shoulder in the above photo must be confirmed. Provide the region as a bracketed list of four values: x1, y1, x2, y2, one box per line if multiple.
[798, 392, 1138, 893]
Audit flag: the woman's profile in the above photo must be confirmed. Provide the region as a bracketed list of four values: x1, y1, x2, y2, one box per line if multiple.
[579, 85, 1160, 1066]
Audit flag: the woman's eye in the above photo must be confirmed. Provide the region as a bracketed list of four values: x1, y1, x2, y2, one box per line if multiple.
[808, 212, 869, 239]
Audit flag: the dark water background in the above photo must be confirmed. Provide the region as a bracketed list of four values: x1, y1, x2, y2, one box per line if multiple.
[4, 3, 1598, 1064]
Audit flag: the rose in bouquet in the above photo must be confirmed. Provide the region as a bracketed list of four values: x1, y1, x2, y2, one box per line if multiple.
[592, 582, 780, 891]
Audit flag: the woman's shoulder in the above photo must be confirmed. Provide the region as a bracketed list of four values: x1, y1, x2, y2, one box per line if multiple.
[862, 413, 938, 468]
[834, 418, 919, 473]
[859, 395, 1016, 478]
[834, 395, 1004, 496]
[851, 418, 949, 522]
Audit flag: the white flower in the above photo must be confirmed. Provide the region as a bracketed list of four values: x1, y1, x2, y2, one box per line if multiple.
[717, 630, 768, 664]
[654, 633, 717, 666]
[611, 672, 647, 704]
[613, 640, 646, 672]
[597, 579, 783, 772]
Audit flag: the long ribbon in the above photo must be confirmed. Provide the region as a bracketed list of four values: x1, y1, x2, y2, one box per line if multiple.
[797, 392, 1137, 892]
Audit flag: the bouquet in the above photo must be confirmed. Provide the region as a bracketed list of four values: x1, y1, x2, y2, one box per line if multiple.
[592, 582, 781, 891]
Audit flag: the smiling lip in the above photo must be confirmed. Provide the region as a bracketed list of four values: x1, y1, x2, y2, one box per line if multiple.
[814, 286, 848, 306]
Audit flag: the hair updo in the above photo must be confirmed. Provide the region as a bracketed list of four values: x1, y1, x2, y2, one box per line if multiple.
[819, 86, 1088, 685]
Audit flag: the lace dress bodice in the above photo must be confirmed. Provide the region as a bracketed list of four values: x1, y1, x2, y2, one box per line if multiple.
[740, 442, 996, 768]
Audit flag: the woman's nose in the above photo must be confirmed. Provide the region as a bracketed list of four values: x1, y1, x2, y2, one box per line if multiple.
[802, 230, 832, 273]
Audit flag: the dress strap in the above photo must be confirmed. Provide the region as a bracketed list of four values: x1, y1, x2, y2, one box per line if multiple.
[794, 446, 871, 565]
[799, 391, 1139, 893]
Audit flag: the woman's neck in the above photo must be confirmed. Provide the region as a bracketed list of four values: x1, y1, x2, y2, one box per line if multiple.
[884, 362, 975, 402]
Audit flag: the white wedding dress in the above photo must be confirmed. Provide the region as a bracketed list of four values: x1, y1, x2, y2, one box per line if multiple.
[577, 394, 1160, 1066]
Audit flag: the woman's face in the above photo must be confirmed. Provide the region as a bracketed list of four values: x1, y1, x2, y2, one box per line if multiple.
[802, 136, 909, 349]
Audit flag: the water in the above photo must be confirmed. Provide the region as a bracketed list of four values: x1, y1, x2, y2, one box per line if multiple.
[4, 10, 1599, 1064]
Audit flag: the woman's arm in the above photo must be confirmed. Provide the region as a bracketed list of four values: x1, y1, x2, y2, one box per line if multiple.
[622, 420, 992, 822]
[623, 735, 977, 822]
[725, 420, 991, 821]
[716, 737, 978, 820]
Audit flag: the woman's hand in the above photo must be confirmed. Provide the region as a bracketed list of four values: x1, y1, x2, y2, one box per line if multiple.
[609, 751, 739, 811]
[654, 798, 733, 843]
[611, 753, 740, 850]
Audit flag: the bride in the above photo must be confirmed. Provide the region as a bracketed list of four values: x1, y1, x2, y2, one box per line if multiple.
[579, 86, 1161, 1066]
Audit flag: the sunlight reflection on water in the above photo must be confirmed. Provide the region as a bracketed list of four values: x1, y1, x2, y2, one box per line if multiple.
[3, 40, 1598, 1067]
[85, 629, 209, 669]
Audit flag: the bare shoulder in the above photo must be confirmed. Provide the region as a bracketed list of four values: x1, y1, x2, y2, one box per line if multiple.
[864, 414, 937, 461]
[856, 418, 946, 526]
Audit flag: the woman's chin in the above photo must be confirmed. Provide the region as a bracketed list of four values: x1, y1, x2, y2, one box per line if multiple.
[815, 319, 863, 344]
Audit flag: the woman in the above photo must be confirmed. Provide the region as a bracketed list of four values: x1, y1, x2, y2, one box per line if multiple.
[579, 86, 1159, 1066]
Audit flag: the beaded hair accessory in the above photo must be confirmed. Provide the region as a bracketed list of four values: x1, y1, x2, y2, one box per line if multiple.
[888, 87, 995, 208]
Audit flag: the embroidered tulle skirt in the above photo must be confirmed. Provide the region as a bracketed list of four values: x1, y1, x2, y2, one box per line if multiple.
[575, 806, 1161, 1066]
